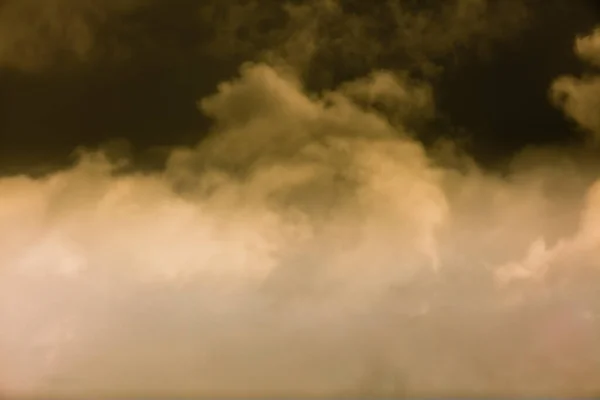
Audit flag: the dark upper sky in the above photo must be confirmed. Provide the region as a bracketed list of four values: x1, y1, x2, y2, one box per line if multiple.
[0, 0, 599, 175]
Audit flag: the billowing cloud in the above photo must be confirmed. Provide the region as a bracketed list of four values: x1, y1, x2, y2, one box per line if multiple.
[2, 4, 600, 399]
[1, 59, 600, 397]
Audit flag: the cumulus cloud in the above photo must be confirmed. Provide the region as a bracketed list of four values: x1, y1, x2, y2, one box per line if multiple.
[1, 59, 600, 398]
[3, 4, 600, 399]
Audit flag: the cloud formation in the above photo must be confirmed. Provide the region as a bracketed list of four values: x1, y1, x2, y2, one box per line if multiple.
[254, 0, 530, 83]
[0, 0, 529, 76]
[1, 56, 600, 397]
[2, 5, 600, 400]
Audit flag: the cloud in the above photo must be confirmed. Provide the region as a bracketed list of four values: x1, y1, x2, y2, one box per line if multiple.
[3, 8, 600, 399]
[0, 0, 146, 71]
[0, 0, 531, 75]
[1, 60, 600, 397]
[338, 70, 435, 126]
[204, 0, 530, 82]
[575, 27, 600, 67]
[0, 63, 449, 397]
[551, 26, 600, 140]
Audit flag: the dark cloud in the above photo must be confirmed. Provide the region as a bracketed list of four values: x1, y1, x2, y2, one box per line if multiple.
[0, 0, 148, 71]
[3, 0, 595, 174]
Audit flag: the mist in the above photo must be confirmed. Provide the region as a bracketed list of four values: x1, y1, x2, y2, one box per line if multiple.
[2, 2, 600, 398]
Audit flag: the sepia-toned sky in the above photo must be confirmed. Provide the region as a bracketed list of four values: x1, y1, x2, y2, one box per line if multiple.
[2, 0, 600, 398]
[0, 0, 598, 174]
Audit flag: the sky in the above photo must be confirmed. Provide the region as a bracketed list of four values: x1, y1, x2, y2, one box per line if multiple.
[2, 0, 600, 398]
